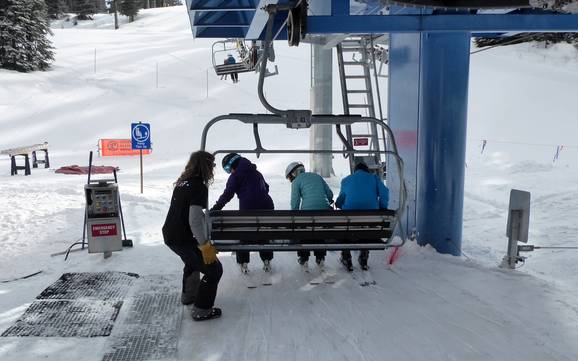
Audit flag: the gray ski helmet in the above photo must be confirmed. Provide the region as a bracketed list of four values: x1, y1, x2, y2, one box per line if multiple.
[285, 162, 304, 180]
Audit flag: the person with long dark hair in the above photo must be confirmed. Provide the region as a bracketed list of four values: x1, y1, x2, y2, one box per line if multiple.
[162, 151, 223, 321]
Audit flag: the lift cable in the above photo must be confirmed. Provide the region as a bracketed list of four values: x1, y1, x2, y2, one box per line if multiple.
[534, 246, 578, 250]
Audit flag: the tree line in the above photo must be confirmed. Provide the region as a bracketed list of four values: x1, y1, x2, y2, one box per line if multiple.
[0, 0, 182, 72]
[46, 0, 183, 21]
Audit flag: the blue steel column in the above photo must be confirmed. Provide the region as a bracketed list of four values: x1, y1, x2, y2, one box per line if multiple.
[387, 33, 421, 237]
[416, 32, 470, 255]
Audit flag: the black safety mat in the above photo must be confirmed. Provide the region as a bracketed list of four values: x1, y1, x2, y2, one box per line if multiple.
[102, 275, 182, 361]
[1, 300, 122, 337]
[1, 271, 139, 338]
[38, 272, 139, 300]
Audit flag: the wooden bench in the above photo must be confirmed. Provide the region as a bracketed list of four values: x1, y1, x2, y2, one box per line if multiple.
[0, 142, 50, 176]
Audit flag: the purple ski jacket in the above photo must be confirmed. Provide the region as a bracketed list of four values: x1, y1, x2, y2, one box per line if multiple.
[212, 157, 274, 211]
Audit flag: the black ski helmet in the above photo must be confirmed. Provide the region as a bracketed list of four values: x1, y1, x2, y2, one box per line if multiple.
[222, 153, 241, 174]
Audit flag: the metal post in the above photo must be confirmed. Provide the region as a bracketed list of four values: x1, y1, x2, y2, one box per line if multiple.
[310, 42, 333, 177]
[388, 4, 470, 254]
[387, 33, 421, 235]
[416, 32, 471, 256]
[505, 210, 521, 269]
[309, 1, 333, 177]
[113, 0, 119, 30]
[140, 149, 143, 193]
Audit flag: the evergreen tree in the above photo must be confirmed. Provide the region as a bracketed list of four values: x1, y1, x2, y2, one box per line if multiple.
[118, 0, 142, 22]
[0, 0, 55, 72]
[71, 0, 96, 20]
[46, 0, 68, 19]
[475, 33, 578, 49]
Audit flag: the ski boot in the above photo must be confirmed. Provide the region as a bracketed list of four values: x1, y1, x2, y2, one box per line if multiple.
[316, 257, 325, 270]
[192, 307, 222, 321]
[359, 251, 369, 271]
[298, 256, 309, 272]
[340, 256, 353, 272]
[263, 260, 272, 272]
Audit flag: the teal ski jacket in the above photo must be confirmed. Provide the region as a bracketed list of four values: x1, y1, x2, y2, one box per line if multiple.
[290, 172, 334, 210]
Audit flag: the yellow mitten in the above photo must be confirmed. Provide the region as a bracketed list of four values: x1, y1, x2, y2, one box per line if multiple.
[198, 244, 218, 265]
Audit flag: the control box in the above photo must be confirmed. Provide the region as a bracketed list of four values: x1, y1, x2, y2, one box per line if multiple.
[85, 182, 122, 254]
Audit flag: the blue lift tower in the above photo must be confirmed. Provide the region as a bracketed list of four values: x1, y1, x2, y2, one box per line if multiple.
[185, 0, 578, 256]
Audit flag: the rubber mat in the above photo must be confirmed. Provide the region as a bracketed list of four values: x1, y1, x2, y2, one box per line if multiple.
[102, 275, 182, 361]
[38, 272, 139, 300]
[1, 271, 138, 338]
[1, 300, 123, 337]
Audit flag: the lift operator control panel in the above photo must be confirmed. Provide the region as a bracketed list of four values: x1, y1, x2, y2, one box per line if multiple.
[85, 182, 122, 254]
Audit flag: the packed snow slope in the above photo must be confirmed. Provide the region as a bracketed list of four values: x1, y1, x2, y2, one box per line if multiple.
[1, 5, 578, 361]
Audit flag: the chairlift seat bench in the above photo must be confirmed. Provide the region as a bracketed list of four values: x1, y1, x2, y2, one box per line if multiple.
[208, 209, 396, 252]
[214, 62, 255, 76]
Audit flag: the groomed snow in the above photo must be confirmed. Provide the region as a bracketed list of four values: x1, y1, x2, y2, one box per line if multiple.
[1, 5, 578, 361]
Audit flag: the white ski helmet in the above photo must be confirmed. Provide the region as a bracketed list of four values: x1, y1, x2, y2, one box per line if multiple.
[285, 162, 305, 180]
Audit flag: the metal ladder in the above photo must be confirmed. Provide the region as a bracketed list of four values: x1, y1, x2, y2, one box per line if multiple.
[337, 36, 384, 176]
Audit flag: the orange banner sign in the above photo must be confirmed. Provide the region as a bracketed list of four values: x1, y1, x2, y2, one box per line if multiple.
[99, 139, 152, 157]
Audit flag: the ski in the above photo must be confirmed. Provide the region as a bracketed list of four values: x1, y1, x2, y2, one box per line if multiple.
[309, 268, 324, 285]
[310, 264, 336, 285]
[261, 269, 273, 286]
[358, 269, 377, 287]
[322, 267, 337, 284]
[240, 269, 258, 289]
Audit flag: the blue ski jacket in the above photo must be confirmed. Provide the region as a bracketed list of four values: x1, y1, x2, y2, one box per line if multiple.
[290, 172, 334, 210]
[335, 170, 389, 210]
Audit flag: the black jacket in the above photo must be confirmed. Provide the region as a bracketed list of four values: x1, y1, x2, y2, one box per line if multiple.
[162, 177, 207, 245]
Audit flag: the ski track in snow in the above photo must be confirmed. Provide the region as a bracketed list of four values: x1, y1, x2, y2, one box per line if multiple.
[1, 5, 578, 361]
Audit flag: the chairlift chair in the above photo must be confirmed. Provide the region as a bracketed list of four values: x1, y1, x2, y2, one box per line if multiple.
[201, 3, 406, 254]
[212, 39, 279, 78]
[212, 39, 258, 77]
[200, 113, 408, 253]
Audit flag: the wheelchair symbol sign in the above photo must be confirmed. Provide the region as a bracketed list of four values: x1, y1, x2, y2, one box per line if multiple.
[131, 123, 151, 150]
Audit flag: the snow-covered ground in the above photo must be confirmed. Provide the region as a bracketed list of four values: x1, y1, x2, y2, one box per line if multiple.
[1, 5, 578, 361]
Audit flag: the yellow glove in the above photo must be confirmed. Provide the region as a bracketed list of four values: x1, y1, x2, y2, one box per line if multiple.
[198, 244, 218, 265]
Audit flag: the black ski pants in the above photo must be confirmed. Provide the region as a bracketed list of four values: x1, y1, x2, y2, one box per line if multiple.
[341, 239, 373, 263]
[297, 239, 326, 262]
[236, 249, 273, 264]
[166, 241, 223, 310]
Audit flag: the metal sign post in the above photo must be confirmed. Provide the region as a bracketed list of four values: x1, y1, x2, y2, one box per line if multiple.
[501, 189, 531, 269]
[131, 122, 151, 194]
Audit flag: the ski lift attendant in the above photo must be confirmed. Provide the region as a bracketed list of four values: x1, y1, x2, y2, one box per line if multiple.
[162, 151, 223, 321]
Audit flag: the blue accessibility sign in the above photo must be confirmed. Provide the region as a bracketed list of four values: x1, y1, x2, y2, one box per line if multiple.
[131, 122, 151, 150]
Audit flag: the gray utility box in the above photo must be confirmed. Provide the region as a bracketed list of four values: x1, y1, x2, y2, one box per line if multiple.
[85, 182, 122, 254]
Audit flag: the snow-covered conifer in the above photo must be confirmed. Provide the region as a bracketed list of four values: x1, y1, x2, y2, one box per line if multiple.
[0, 0, 55, 72]
[71, 0, 96, 20]
[46, 0, 68, 19]
[118, 0, 142, 22]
